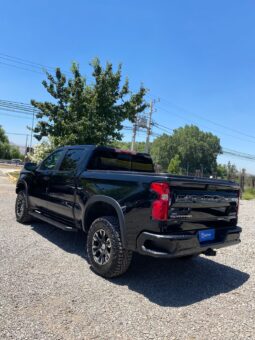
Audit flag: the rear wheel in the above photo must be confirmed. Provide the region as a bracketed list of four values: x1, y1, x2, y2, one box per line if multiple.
[15, 190, 32, 224]
[87, 216, 133, 278]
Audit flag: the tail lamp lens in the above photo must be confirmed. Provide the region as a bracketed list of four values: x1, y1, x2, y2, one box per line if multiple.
[237, 190, 240, 214]
[150, 182, 170, 221]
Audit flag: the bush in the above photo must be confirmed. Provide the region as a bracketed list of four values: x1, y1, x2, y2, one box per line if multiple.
[28, 140, 54, 163]
[242, 188, 255, 200]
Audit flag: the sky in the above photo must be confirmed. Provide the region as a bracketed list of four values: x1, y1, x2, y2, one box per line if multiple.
[0, 0, 255, 172]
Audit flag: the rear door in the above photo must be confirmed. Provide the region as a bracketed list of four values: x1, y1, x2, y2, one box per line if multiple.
[46, 148, 86, 223]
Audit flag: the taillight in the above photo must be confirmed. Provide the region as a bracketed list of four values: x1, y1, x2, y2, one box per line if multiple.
[237, 190, 240, 215]
[150, 182, 170, 221]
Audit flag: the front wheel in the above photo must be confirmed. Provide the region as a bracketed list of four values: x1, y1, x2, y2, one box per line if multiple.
[87, 216, 133, 278]
[15, 190, 32, 224]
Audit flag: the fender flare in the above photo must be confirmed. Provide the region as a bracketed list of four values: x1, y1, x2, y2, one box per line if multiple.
[16, 179, 28, 194]
[82, 195, 127, 247]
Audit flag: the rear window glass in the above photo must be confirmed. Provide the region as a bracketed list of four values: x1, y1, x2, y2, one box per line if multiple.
[88, 149, 154, 172]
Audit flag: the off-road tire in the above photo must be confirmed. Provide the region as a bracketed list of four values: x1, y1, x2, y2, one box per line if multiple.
[87, 216, 133, 278]
[15, 190, 32, 224]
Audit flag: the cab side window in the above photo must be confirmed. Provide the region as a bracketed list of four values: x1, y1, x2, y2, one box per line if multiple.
[40, 150, 64, 171]
[59, 149, 84, 171]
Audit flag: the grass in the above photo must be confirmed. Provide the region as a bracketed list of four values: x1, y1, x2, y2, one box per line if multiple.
[242, 188, 255, 200]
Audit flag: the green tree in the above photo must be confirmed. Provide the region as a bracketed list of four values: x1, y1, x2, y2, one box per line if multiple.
[217, 164, 228, 178]
[151, 125, 222, 174]
[31, 58, 148, 147]
[0, 126, 23, 160]
[110, 141, 148, 153]
[9, 145, 22, 159]
[226, 161, 238, 180]
[0, 125, 9, 144]
[150, 134, 174, 170]
[168, 154, 182, 174]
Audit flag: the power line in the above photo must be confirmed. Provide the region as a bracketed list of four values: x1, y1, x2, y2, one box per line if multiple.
[0, 107, 34, 116]
[0, 100, 40, 149]
[0, 112, 32, 120]
[6, 132, 28, 136]
[0, 61, 43, 75]
[0, 52, 73, 77]
[152, 122, 174, 134]
[0, 99, 38, 109]
[2, 53, 254, 143]
[222, 148, 255, 161]
[156, 105, 255, 145]
[2, 98, 255, 162]
[155, 96, 255, 140]
[0, 53, 56, 71]
[123, 126, 160, 137]
[151, 116, 255, 162]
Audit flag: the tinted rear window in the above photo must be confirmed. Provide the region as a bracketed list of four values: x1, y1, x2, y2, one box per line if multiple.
[88, 149, 154, 172]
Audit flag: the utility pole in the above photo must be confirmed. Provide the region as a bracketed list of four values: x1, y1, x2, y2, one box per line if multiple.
[201, 164, 204, 178]
[30, 108, 35, 150]
[130, 98, 158, 152]
[25, 134, 28, 155]
[131, 115, 137, 151]
[145, 100, 153, 153]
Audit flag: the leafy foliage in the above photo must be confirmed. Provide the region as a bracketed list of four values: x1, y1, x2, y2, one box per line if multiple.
[150, 125, 222, 174]
[217, 162, 240, 180]
[168, 154, 181, 174]
[150, 134, 174, 170]
[31, 59, 148, 147]
[110, 141, 148, 153]
[0, 126, 9, 144]
[226, 161, 238, 180]
[243, 188, 255, 200]
[217, 163, 228, 178]
[0, 126, 23, 160]
[28, 139, 54, 163]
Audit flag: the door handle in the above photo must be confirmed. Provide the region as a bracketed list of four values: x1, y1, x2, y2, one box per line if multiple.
[43, 176, 50, 181]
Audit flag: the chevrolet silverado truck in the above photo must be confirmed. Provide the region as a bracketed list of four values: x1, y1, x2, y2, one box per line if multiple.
[15, 145, 241, 278]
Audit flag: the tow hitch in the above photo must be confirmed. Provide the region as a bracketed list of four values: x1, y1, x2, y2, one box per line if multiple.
[203, 248, 217, 256]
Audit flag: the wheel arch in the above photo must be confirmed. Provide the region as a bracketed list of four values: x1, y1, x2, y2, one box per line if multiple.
[82, 195, 127, 248]
[16, 180, 28, 194]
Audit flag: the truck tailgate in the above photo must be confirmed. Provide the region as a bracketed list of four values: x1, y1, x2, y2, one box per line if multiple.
[167, 177, 239, 228]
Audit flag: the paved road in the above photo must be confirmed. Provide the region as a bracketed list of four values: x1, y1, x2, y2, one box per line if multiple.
[0, 165, 22, 174]
[0, 171, 254, 339]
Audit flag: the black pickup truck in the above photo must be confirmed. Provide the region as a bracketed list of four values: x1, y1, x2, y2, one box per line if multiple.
[15, 145, 241, 277]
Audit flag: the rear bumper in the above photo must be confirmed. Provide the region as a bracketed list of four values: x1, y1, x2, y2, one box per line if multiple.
[136, 226, 242, 258]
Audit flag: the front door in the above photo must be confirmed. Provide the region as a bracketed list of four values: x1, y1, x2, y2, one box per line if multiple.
[29, 149, 65, 212]
[46, 148, 86, 223]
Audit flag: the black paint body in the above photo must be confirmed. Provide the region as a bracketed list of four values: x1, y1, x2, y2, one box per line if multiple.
[16, 145, 241, 258]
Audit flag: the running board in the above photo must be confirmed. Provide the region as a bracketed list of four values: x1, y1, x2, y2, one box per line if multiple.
[29, 211, 77, 232]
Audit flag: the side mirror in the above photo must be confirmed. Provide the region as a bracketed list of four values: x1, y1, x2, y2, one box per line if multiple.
[24, 162, 37, 172]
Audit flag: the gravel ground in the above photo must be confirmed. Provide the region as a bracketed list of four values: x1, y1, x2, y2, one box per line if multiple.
[0, 170, 254, 339]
